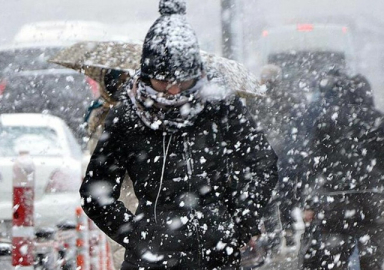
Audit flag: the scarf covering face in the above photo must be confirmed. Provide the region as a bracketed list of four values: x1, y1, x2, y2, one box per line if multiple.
[128, 77, 207, 132]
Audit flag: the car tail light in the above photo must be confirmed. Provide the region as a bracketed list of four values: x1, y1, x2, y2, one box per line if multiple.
[262, 30, 269, 37]
[0, 78, 7, 96]
[86, 77, 100, 98]
[297, 24, 314, 32]
[342, 27, 348, 34]
[45, 170, 80, 193]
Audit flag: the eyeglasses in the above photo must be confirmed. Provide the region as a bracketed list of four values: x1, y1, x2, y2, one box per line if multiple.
[149, 78, 198, 93]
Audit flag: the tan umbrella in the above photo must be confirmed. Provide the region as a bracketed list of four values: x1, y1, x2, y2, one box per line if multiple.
[49, 41, 263, 101]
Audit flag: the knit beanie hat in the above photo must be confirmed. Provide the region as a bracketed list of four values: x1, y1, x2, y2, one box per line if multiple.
[140, 0, 203, 82]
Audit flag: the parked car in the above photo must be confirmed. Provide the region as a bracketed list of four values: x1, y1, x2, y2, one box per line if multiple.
[0, 20, 136, 146]
[0, 113, 83, 238]
[0, 44, 99, 147]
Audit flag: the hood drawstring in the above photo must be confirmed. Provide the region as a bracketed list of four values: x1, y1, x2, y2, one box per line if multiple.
[154, 133, 173, 223]
[183, 136, 194, 178]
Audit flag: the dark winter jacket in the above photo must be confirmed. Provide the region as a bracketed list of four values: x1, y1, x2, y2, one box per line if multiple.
[80, 93, 278, 269]
[250, 83, 306, 215]
[250, 83, 305, 158]
[302, 76, 384, 208]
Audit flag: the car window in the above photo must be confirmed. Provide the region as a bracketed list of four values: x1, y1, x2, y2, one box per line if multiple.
[0, 126, 63, 157]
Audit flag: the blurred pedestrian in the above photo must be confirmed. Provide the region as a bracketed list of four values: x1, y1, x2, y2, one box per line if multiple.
[79, 0, 278, 269]
[255, 64, 305, 157]
[298, 72, 384, 270]
[251, 64, 306, 254]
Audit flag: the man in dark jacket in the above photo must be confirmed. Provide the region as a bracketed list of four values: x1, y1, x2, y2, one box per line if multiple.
[79, 0, 278, 269]
[298, 73, 384, 269]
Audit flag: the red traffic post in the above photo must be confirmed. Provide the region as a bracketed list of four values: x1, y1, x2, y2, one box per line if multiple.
[12, 151, 35, 269]
[99, 232, 107, 270]
[76, 207, 90, 270]
[105, 240, 114, 270]
[89, 220, 101, 270]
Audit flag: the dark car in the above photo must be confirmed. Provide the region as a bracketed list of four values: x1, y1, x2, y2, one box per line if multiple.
[0, 45, 99, 146]
[258, 24, 356, 103]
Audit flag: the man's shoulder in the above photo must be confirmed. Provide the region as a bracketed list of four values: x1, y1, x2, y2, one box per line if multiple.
[203, 94, 245, 115]
[105, 96, 139, 127]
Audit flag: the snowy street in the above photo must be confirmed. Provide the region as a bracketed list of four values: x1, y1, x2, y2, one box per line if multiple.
[1, 0, 384, 269]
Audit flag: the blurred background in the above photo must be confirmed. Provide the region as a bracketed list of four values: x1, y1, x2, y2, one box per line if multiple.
[1, 1, 383, 269]
[1, 0, 384, 109]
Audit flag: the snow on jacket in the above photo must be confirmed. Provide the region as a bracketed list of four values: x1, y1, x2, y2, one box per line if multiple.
[80, 90, 278, 268]
[303, 93, 384, 208]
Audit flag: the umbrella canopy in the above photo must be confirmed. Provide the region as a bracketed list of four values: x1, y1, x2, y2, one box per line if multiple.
[49, 41, 263, 101]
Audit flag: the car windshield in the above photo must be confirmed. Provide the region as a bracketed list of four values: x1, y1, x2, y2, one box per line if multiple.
[0, 126, 63, 157]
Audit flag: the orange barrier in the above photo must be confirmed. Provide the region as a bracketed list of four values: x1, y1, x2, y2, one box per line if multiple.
[105, 240, 115, 270]
[75, 208, 115, 270]
[99, 231, 115, 270]
[76, 207, 90, 270]
[89, 220, 101, 270]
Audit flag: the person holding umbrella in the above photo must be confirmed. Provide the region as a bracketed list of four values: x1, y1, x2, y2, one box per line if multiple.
[79, 0, 278, 269]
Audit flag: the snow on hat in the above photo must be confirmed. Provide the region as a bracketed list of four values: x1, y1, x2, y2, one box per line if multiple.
[140, 0, 203, 82]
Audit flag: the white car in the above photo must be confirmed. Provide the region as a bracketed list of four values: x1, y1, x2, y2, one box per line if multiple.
[0, 113, 83, 236]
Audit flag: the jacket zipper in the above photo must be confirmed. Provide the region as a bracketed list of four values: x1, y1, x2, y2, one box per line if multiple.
[154, 133, 172, 224]
[183, 136, 203, 267]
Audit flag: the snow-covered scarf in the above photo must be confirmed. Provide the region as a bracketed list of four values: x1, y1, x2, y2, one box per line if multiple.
[128, 77, 207, 132]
